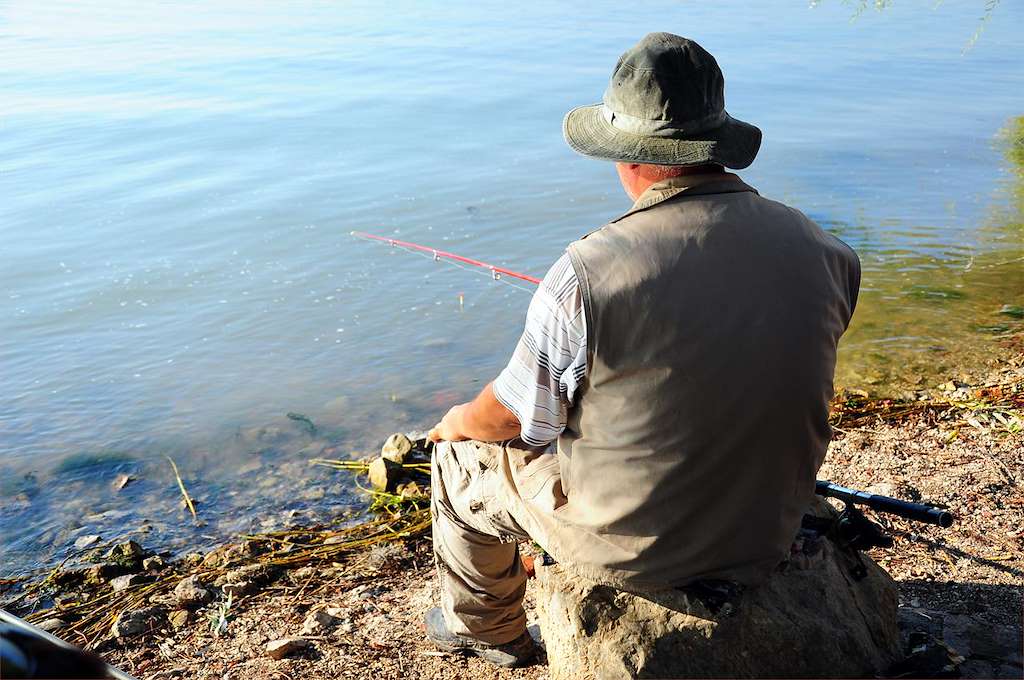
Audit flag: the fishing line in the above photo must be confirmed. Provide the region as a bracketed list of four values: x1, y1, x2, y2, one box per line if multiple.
[351, 231, 541, 294]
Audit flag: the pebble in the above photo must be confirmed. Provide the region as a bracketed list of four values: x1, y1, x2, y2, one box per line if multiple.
[168, 609, 190, 630]
[37, 618, 66, 633]
[110, 573, 151, 592]
[221, 581, 254, 597]
[111, 607, 163, 638]
[301, 609, 340, 635]
[381, 433, 413, 463]
[368, 457, 400, 491]
[74, 534, 101, 549]
[142, 556, 166, 571]
[265, 638, 308, 660]
[113, 473, 133, 490]
[173, 576, 212, 607]
[104, 540, 146, 567]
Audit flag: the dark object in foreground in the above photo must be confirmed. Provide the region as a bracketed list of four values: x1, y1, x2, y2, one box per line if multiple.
[810, 480, 955, 573]
[816, 480, 954, 527]
[0, 609, 136, 680]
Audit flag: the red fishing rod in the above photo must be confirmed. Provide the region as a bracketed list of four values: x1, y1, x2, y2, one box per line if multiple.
[351, 231, 542, 286]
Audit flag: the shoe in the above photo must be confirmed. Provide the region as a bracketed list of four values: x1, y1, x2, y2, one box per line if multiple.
[423, 608, 538, 668]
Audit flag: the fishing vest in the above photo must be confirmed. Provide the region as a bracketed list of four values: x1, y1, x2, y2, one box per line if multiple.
[534, 173, 860, 588]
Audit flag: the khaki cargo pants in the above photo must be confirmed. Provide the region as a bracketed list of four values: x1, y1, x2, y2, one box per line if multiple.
[430, 439, 557, 645]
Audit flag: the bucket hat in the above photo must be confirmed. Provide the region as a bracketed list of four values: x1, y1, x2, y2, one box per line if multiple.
[563, 33, 761, 168]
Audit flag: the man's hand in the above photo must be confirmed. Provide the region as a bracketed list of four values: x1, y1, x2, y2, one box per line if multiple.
[428, 383, 522, 443]
[429, 404, 469, 443]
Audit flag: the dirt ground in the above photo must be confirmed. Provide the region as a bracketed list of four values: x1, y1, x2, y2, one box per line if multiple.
[92, 346, 1023, 679]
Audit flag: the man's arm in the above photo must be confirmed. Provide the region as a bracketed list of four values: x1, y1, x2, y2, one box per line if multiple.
[428, 383, 521, 443]
[429, 252, 587, 446]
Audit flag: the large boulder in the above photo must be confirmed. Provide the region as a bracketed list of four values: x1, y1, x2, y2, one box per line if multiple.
[535, 528, 902, 679]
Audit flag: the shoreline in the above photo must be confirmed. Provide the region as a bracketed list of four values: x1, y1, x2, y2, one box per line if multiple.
[3, 334, 1022, 679]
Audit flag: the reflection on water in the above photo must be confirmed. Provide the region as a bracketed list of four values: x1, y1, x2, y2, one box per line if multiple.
[1, 1, 1022, 576]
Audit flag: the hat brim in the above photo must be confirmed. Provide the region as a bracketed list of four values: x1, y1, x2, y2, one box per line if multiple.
[563, 103, 762, 169]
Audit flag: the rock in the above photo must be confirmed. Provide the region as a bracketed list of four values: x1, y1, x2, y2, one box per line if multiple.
[536, 525, 902, 678]
[74, 534, 101, 549]
[182, 552, 204, 566]
[85, 563, 128, 585]
[113, 473, 133, 490]
[218, 563, 278, 587]
[202, 549, 227, 568]
[265, 638, 308, 660]
[37, 618, 66, 633]
[941, 614, 1022, 666]
[398, 481, 425, 499]
[104, 540, 146, 568]
[381, 433, 413, 463]
[221, 581, 254, 597]
[111, 607, 163, 638]
[168, 609, 190, 630]
[142, 556, 166, 571]
[301, 609, 340, 635]
[110, 573, 151, 592]
[173, 577, 212, 607]
[368, 457, 401, 491]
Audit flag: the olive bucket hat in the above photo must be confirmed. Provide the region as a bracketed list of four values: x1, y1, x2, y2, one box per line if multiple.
[563, 32, 761, 168]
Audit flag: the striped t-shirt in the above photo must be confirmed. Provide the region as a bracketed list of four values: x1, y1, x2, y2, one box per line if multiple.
[492, 252, 588, 447]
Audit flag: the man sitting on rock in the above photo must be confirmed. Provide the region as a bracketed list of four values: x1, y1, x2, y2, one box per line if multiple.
[425, 32, 860, 668]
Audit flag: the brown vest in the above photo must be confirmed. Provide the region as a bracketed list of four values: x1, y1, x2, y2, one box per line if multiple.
[529, 174, 859, 588]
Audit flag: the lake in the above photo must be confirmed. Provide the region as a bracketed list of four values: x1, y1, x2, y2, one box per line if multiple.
[2, 1, 1022, 575]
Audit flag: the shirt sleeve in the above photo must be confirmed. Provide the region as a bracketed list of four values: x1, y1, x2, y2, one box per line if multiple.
[492, 252, 588, 447]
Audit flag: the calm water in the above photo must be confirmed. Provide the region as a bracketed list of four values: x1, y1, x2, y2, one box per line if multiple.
[2, 1, 1023, 575]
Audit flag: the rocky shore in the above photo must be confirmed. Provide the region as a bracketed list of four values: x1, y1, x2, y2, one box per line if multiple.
[3, 336, 1022, 679]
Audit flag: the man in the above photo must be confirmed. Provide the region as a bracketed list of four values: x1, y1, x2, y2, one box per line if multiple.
[425, 33, 860, 668]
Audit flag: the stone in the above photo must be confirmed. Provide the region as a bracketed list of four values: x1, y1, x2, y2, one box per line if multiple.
[113, 473, 133, 490]
[265, 638, 308, 660]
[173, 576, 212, 607]
[74, 534, 101, 549]
[202, 549, 227, 568]
[37, 618, 66, 633]
[398, 481, 425, 499]
[110, 573, 151, 592]
[381, 433, 413, 463]
[168, 609, 190, 630]
[221, 581, 254, 597]
[301, 609, 340, 635]
[218, 563, 278, 587]
[368, 457, 401, 491]
[536, 527, 902, 678]
[85, 563, 128, 585]
[142, 556, 166, 571]
[111, 607, 163, 638]
[182, 552, 204, 566]
[941, 614, 1022, 666]
[104, 540, 146, 568]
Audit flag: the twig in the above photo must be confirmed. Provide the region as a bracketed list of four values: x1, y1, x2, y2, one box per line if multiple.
[166, 456, 197, 520]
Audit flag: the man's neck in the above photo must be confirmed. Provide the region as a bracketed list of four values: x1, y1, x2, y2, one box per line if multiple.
[625, 165, 732, 201]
